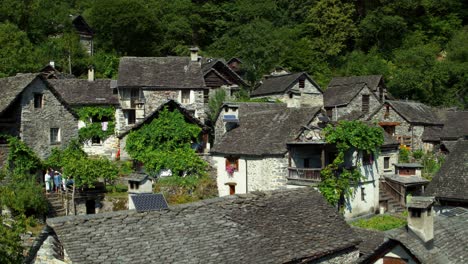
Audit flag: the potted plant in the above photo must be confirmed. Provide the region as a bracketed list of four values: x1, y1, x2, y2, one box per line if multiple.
[226, 165, 236, 177]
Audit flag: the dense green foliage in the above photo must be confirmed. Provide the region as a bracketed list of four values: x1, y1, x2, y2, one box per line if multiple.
[5, 137, 42, 176]
[208, 89, 227, 123]
[45, 139, 118, 188]
[126, 107, 207, 176]
[351, 214, 407, 231]
[76, 106, 115, 142]
[0, 0, 466, 107]
[319, 121, 384, 207]
[154, 174, 218, 204]
[0, 215, 25, 264]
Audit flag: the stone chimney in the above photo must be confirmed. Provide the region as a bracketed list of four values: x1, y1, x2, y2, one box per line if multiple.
[49, 61, 55, 68]
[88, 66, 94, 81]
[407, 196, 434, 246]
[190, 47, 199, 62]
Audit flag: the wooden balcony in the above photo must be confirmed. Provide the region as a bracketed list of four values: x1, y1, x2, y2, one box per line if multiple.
[287, 167, 322, 182]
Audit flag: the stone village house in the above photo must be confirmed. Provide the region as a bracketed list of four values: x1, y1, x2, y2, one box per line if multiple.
[34, 188, 362, 264]
[0, 74, 78, 159]
[323, 75, 391, 121]
[422, 110, 468, 152]
[250, 72, 324, 108]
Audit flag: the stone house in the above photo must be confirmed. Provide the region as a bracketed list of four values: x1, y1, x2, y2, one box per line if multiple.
[211, 102, 322, 196]
[38, 188, 362, 263]
[117, 100, 210, 161]
[71, 15, 94, 55]
[48, 78, 120, 158]
[426, 139, 468, 207]
[0, 74, 78, 159]
[368, 100, 442, 150]
[323, 75, 389, 121]
[115, 51, 207, 134]
[422, 110, 468, 152]
[250, 72, 323, 108]
[201, 58, 248, 100]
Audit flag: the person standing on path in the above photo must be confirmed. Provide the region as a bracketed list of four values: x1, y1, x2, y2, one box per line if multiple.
[44, 170, 51, 194]
[54, 171, 61, 193]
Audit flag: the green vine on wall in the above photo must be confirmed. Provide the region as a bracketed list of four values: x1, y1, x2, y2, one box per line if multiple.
[319, 121, 384, 208]
[76, 106, 115, 142]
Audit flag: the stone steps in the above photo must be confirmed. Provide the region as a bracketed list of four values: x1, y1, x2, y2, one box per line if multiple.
[46, 193, 66, 218]
[379, 187, 405, 213]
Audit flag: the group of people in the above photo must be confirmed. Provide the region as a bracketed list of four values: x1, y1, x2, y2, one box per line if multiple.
[44, 169, 71, 194]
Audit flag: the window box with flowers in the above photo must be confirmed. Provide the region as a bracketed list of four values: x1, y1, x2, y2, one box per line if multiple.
[225, 157, 239, 177]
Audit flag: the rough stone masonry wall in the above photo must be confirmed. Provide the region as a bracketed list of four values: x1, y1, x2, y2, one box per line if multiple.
[370, 105, 426, 150]
[246, 155, 289, 192]
[335, 86, 380, 121]
[82, 135, 119, 159]
[20, 78, 78, 159]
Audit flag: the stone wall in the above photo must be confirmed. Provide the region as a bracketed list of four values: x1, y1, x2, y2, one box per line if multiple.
[82, 135, 119, 159]
[377, 148, 399, 176]
[213, 154, 288, 197]
[331, 85, 380, 121]
[20, 78, 78, 159]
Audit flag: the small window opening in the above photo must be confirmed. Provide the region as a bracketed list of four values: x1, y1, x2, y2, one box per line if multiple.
[384, 157, 390, 169]
[181, 90, 190, 104]
[361, 187, 366, 201]
[299, 79, 305, 89]
[411, 208, 422, 218]
[362, 95, 370, 113]
[92, 136, 101, 145]
[50, 128, 60, 144]
[126, 110, 136, 125]
[363, 152, 373, 165]
[34, 94, 43, 108]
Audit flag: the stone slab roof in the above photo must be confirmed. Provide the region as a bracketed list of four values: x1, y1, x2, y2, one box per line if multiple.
[46, 188, 361, 264]
[0, 73, 38, 114]
[394, 163, 424, 168]
[117, 57, 206, 88]
[125, 173, 148, 182]
[384, 175, 429, 185]
[48, 79, 119, 106]
[426, 140, 468, 202]
[201, 59, 247, 87]
[211, 103, 321, 156]
[386, 213, 468, 264]
[352, 227, 386, 263]
[324, 75, 383, 107]
[251, 72, 320, 97]
[441, 141, 458, 153]
[407, 196, 434, 209]
[422, 111, 468, 141]
[386, 100, 442, 125]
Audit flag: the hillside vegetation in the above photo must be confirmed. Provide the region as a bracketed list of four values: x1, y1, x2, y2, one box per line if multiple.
[0, 0, 467, 108]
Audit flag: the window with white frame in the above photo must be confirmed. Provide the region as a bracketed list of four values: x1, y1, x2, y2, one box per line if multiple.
[50, 128, 60, 144]
[181, 90, 190, 104]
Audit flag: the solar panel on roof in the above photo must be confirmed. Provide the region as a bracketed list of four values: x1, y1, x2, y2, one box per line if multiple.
[131, 193, 168, 212]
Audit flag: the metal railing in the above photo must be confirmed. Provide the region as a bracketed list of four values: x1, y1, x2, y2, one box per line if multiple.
[287, 167, 322, 182]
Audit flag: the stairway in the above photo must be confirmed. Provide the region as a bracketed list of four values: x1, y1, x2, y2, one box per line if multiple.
[46, 193, 66, 218]
[379, 188, 405, 213]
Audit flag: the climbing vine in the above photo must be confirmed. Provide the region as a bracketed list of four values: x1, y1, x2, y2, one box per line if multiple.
[319, 121, 384, 208]
[76, 106, 115, 142]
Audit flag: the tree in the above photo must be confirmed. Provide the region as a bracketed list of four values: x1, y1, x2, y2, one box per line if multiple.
[0, 23, 37, 77]
[306, 0, 358, 57]
[126, 107, 207, 176]
[0, 215, 25, 264]
[208, 89, 227, 123]
[319, 121, 384, 208]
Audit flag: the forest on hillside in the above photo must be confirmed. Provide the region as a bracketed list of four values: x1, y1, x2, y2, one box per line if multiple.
[0, 0, 467, 108]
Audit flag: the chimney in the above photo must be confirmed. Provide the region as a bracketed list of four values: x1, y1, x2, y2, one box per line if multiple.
[88, 66, 95, 81]
[406, 196, 434, 247]
[49, 61, 55, 68]
[190, 47, 199, 62]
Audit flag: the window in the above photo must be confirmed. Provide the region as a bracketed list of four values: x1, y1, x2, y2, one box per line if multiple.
[384, 157, 390, 170]
[411, 208, 422, 218]
[299, 78, 305, 89]
[130, 182, 140, 190]
[225, 157, 239, 172]
[125, 110, 136, 125]
[363, 152, 373, 165]
[289, 93, 293, 99]
[362, 95, 370, 113]
[303, 158, 310, 168]
[34, 94, 43, 108]
[361, 187, 366, 201]
[181, 90, 190, 104]
[130, 89, 140, 99]
[92, 136, 101, 145]
[382, 125, 395, 135]
[203, 89, 209, 103]
[50, 128, 60, 144]
[326, 109, 333, 119]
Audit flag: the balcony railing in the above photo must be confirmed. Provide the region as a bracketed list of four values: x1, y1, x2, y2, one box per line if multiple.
[287, 167, 322, 182]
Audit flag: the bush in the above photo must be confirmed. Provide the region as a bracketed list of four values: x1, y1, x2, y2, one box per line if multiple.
[351, 215, 407, 231]
[412, 149, 424, 160]
[399, 146, 410, 163]
[1, 176, 48, 217]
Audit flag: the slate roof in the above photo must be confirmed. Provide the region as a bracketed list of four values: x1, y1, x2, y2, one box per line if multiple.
[71, 15, 94, 36]
[46, 188, 361, 264]
[385, 100, 442, 125]
[386, 213, 468, 264]
[324, 75, 383, 107]
[201, 59, 248, 87]
[426, 140, 468, 202]
[48, 79, 119, 106]
[0, 73, 38, 114]
[251, 72, 321, 97]
[422, 111, 468, 141]
[125, 173, 148, 182]
[384, 175, 429, 185]
[117, 57, 206, 88]
[352, 227, 386, 263]
[395, 163, 424, 168]
[440, 141, 458, 153]
[407, 196, 434, 209]
[211, 103, 322, 156]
